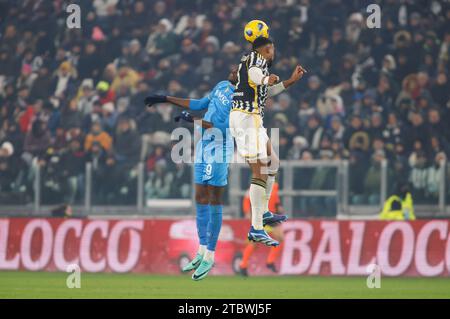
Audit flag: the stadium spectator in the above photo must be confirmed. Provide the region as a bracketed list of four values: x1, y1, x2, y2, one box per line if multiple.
[145, 158, 174, 199]
[146, 18, 177, 60]
[60, 138, 86, 204]
[29, 65, 53, 101]
[86, 140, 109, 204]
[75, 79, 97, 116]
[52, 61, 77, 99]
[60, 99, 83, 130]
[0, 142, 15, 192]
[113, 117, 141, 166]
[84, 120, 112, 153]
[23, 119, 51, 158]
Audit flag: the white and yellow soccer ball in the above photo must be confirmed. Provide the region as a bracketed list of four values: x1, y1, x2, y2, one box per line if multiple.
[244, 20, 269, 43]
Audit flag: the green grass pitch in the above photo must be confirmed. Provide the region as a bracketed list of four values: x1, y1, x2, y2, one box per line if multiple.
[1, 271, 449, 299]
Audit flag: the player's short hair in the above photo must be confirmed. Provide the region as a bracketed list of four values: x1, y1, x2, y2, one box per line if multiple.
[252, 37, 273, 50]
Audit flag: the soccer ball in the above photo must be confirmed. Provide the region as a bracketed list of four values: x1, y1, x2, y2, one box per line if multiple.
[244, 20, 269, 43]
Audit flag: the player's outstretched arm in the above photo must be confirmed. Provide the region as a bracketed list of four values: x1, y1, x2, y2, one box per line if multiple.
[144, 94, 210, 111]
[145, 94, 212, 128]
[166, 96, 191, 108]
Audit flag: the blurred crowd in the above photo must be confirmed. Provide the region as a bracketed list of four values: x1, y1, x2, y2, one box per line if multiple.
[0, 0, 449, 208]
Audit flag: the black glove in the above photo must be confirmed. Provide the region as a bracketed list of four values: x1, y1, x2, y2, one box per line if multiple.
[144, 94, 167, 107]
[174, 110, 194, 123]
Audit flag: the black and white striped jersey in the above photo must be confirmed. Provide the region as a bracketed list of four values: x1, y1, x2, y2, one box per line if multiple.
[232, 51, 269, 117]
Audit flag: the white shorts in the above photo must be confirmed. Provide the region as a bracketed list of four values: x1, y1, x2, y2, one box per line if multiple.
[229, 110, 269, 160]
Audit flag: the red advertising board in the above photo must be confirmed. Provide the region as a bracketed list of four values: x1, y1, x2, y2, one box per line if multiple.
[1, 218, 449, 276]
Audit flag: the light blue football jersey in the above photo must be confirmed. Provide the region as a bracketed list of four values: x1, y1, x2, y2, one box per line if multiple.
[194, 80, 234, 164]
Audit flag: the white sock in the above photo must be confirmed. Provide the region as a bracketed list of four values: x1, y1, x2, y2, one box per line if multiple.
[197, 245, 207, 256]
[204, 250, 215, 262]
[265, 175, 276, 212]
[250, 179, 266, 230]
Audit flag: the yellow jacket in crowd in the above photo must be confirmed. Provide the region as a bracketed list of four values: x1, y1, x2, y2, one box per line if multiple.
[379, 192, 416, 221]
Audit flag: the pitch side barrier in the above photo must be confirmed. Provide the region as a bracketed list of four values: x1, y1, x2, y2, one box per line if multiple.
[0, 160, 448, 219]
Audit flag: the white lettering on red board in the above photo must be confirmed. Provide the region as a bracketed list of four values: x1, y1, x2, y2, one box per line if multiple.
[415, 221, 447, 276]
[279, 221, 313, 275]
[0, 219, 144, 273]
[310, 221, 345, 275]
[377, 222, 415, 276]
[347, 222, 376, 275]
[21, 219, 54, 271]
[0, 219, 20, 269]
[1, 219, 450, 276]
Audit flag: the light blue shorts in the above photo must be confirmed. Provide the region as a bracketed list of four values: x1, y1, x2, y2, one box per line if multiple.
[194, 162, 229, 187]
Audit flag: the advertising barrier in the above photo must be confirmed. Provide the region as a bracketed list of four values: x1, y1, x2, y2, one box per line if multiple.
[1, 218, 449, 276]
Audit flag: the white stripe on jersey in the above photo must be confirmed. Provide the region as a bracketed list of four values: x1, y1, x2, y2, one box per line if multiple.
[249, 52, 254, 67]
[236, 63, 242, 88]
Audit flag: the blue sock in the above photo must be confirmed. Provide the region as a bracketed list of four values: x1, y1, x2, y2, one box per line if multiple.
[207, 205, 223, 251]
[196, 204, 209, 246]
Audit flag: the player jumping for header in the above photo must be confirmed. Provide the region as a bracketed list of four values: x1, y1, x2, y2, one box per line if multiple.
[230, 36, 306, 247]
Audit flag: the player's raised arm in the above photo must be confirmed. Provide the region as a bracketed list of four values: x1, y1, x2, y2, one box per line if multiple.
[268, 65, 306, 97]
[282, 65, 307, 89]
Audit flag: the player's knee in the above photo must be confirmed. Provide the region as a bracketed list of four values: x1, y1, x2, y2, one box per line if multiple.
[195, 191, 209, 205]
[208, 194, 223, 206]
[251, 165, 268, 181]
